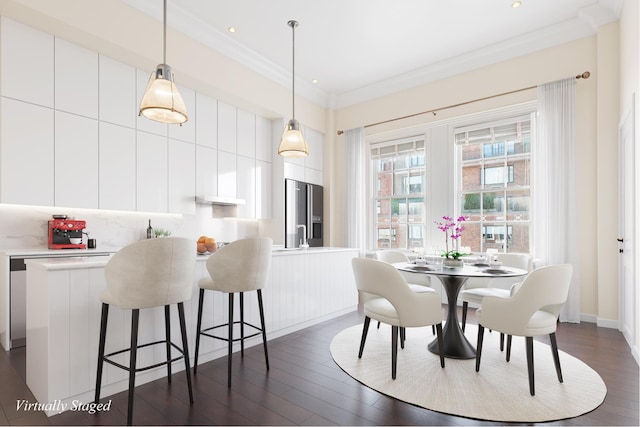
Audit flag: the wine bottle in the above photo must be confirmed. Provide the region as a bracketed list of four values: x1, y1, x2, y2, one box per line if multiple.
[146, 219, 154, 239]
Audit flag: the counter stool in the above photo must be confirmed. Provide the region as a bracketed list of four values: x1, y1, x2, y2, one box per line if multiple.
[194, 237, 272, 387]
[94, 237, 195, 426]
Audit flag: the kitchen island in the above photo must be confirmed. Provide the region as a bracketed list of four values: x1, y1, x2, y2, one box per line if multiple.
[25, 247, 358, 415]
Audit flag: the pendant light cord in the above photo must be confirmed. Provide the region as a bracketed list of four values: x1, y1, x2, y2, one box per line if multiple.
[163, 0, 167, 65]
[289, 20, 298, 121]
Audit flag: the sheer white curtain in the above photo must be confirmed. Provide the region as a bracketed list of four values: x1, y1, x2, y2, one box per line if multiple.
[533, 78, 580, 322]
[344, 127, 367, 254]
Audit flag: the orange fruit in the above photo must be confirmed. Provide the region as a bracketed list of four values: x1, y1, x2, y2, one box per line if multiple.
[197, 242, 207, 253]
[197, 235, 207, 243]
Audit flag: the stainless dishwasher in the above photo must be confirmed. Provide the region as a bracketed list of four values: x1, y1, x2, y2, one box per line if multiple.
[9, 252, 111, 349]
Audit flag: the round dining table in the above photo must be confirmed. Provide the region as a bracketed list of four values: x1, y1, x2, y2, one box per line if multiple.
[396, 262, 529, 359]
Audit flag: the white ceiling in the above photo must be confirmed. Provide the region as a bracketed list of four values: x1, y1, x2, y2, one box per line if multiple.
[125, 0, 622, 109]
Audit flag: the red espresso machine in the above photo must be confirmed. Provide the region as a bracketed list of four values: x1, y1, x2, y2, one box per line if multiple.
[48, 217, 87, 249]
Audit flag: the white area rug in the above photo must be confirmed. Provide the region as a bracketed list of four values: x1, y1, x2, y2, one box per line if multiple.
[330, 323, 606, 422]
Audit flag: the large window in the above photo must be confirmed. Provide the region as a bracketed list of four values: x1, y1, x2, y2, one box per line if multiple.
[371, 139, 426, 249]
[456, 117, 532, 253]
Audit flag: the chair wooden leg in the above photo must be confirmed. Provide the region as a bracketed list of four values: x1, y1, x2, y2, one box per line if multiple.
[436, 323, 445, 368]
[164, 305, 172, 383]
[391, 325, 398, 379]
[500, 332, 504, 351]
[257, 289, 270, 370]
[461, 301, 468, 332]
[177, 302, 194, 403]
[506, 335, 512, 361]
[193, 289, 205, 374]
[475, 324, 484, 372]
[400, 327, 405, 349]
[240, 292, 245, 356]
[377, 321, 380, 329]
[94, 303, 109, 404]
[358, 316, 371, 358]
[227, 293, 234, 387]
[127, 309, 140, 426]
[549, 332, 563, 383]
[526, 336, 535, 395]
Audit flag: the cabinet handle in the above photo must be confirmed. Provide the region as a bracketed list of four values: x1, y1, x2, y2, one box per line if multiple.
[617, 238, 624, 242]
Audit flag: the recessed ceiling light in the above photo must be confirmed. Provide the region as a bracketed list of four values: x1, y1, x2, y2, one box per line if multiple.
[228, 26, 237, 33]
[511, 1, 522, 8]
[312, 79, 318, 84]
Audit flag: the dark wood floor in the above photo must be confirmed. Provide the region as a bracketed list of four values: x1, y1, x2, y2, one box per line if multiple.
[0, 308, 637, 426]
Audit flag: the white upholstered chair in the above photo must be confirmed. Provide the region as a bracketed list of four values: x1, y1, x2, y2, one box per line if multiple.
[352, 258, 445, 379]
[374, 250, 437, 334]
[475, 264, 573, 396]
[374, 250, 435, 293]
[459, 252, 532, 334]
[194, 237, 272, 387]
[95, 237, 195, 426]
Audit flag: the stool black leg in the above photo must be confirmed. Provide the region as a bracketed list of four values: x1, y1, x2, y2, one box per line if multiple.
[164, 305, 172, 383]
[227, 293, 234, 387]
[127, 309, 140, 426]
[94, 303, 109, 404]
[177, 302, 194, 403]
[240, 292, 245, 356]
[257, 289, 269, 370]
[193, 289, 205, 374]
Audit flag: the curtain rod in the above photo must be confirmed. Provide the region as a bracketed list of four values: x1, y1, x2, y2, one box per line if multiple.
[336, 71, 591, 135]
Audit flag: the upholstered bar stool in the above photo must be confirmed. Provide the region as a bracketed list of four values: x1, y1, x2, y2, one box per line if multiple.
[94, 237, 195, 426]
[194, 237, 272, 387]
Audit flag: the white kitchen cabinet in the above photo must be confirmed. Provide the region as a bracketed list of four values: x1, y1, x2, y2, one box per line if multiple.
[237, 109, 255, 158]
[135, 69, 168, 137]
[0, 98, 54, 206]
[0, 18, 54, 108]
[168, 84, 196, 143]
[217, 151, 236, 198]
[99, 56, 136, 128]
[237, 156, 255, 218]
[168, 139, 196, 214]
[305, 168, 323, 186]
[195, 93, 217, 149]
[255, 115, 272, 162]
[195, 145, 218, 198]
[54, 111, 99, 209]
[55, 38, 98, 119]
[256, 160, 272, 219]
[137, 132, 168, 213]
[284, 162, 305, 182]
[99, 122, 136, 211]
[217, 102, 236, 154]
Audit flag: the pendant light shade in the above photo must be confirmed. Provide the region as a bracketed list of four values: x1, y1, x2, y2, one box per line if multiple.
[278, 20, 308, 158]
[139, 0, 188, 125]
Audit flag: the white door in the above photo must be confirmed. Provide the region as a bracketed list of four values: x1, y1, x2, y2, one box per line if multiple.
[618, 99, 636, 349]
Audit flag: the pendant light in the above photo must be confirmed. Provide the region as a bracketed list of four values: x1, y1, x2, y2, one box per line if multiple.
[139, 0, 188, 125]
[278, 20, 309, 158]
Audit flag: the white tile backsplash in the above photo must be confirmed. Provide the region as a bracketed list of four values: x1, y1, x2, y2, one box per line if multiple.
[0, 204, 261, 251]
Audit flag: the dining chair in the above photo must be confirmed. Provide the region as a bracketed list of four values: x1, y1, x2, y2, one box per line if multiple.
[475, 264, 573, 396]
[194, 237, 272, 387]
[352, 258, 445, 379]
[95, 237, 195, 425]
[374, 250, 437, 335]
[459, 252, 532, 350]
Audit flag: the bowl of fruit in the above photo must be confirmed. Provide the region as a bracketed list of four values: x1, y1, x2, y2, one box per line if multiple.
[196, 236, 217, 254]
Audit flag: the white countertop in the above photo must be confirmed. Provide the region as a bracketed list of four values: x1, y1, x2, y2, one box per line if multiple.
[1, 247, 119, 257]
[25, 255, 113, 270]
[23, 247, 359, 270]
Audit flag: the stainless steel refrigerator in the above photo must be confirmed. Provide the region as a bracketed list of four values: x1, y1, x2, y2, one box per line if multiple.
[285, 178, 323, 248]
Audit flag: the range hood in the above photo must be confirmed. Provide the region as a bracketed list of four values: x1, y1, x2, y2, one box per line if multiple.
[195, 196, 246, 206]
